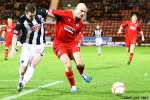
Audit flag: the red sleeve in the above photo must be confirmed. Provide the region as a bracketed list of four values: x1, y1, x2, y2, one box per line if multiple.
[138, 24, 142, 31]
[52, 10, 70, 17]
[121, 21, 129, 28]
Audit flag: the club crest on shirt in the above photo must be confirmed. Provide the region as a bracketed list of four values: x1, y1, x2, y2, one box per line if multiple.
[76, 23, 79, 26]
[67, 18, 70, 22]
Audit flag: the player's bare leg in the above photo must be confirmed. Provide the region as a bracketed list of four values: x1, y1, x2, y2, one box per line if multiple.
[73, 52, 91, 83]
[127, 44, 135, 65]
[60, 54, 76, 93]
[4, 46, 9, 60]
[17, 55, 42, 92]
[17, 66, 27, 92]
[23, 55, 42, 85]
[126, 47, 130, 53]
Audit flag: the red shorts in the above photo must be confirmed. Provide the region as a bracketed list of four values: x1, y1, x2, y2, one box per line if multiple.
[53, 44, 80, 59]
[5, 37, 12, 47]
[126, 38, 137, 47]
[5, 41, 12, 47]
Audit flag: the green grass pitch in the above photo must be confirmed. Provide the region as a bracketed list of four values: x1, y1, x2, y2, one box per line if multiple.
[0, 46, 150, 100]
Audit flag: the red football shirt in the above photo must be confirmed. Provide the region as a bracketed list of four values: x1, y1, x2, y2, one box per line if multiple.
[51, 10, 83, 46]
[121, 20, 142, 39]
[4, 24, 15, 42]
[77, 28, 84, 43]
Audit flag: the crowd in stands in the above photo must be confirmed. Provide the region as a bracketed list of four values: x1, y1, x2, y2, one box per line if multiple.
[0, 0, 149, 41]
[0, 0, 50, 20]
[0, 0, 149, 23]
[80, 0, 150, 23]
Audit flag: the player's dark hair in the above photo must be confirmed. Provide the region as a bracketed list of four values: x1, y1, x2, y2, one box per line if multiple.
[25, 4, 36, 13]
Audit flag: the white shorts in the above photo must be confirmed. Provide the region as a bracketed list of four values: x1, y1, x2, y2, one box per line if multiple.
[20, 43, 45, 66]
[95, 38, 102, 46]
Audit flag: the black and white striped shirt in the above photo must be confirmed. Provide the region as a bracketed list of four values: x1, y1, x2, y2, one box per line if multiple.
[14, 10, 48, 45]
[93, 29, 103, 38]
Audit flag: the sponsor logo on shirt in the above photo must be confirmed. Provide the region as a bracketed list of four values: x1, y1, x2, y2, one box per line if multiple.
[64, 25, 75, 34]
[6, 29, 11, 32]
[31, 24, 42, 32]
[130, 26, 136, 30]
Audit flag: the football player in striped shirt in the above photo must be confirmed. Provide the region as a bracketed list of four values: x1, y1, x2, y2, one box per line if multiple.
[9, 4, 54, 92]
[92, 25, 104, 56]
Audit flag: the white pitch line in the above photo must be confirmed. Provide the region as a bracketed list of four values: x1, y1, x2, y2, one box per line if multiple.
[0, 80, 56, 82]
[1, 81, 63, 100]
[0, 80, 17, 82]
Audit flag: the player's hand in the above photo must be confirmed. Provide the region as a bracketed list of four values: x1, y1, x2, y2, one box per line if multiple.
[1, 34, 5, 39]
[9, 49, 16, 57]
[142, 37, 145, 41]
[48, 12, 55, 18]
[117, 30, 122, 34]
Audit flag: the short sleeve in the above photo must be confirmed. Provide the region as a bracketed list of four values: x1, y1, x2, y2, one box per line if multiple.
[138, 24, 142, 31]
[121, 21, 129, 27]
[14, 21, 22, 35]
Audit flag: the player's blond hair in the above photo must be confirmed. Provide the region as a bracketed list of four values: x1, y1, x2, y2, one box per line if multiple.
[132, 14, 137, 18]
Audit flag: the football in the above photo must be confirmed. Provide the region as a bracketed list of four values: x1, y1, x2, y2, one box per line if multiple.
[112, 82, 126, 96]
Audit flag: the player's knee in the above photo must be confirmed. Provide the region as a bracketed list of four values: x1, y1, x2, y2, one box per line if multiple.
[66, 65, 72, 71]
[66, 62, 72, 71]
[5, 48, 8, 50]
[76, 63, 84, 68]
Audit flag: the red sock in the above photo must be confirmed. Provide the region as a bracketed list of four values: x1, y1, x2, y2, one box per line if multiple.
[5, 49, 8, 58]
[77, 65, 84, 75]
[65, 71, 75, 87]
[129, 53, 134, 62]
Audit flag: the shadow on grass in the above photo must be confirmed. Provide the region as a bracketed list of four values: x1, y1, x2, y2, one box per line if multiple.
[127, 90, 150, 94]
[87, 64, 121, 70]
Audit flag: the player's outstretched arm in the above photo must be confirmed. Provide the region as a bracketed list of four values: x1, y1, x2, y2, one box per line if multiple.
[140, 31, 145, 41]
[9, 34, 18, 57]
[1, 31, 6, 38]
[117, 25, 123, 34]
[47, 10, 55, 18]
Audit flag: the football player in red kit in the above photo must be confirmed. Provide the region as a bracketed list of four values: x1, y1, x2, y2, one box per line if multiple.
[48, 3, 91, 92]
[1, 18, 17, 60]
[118, 14, 145, 65]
